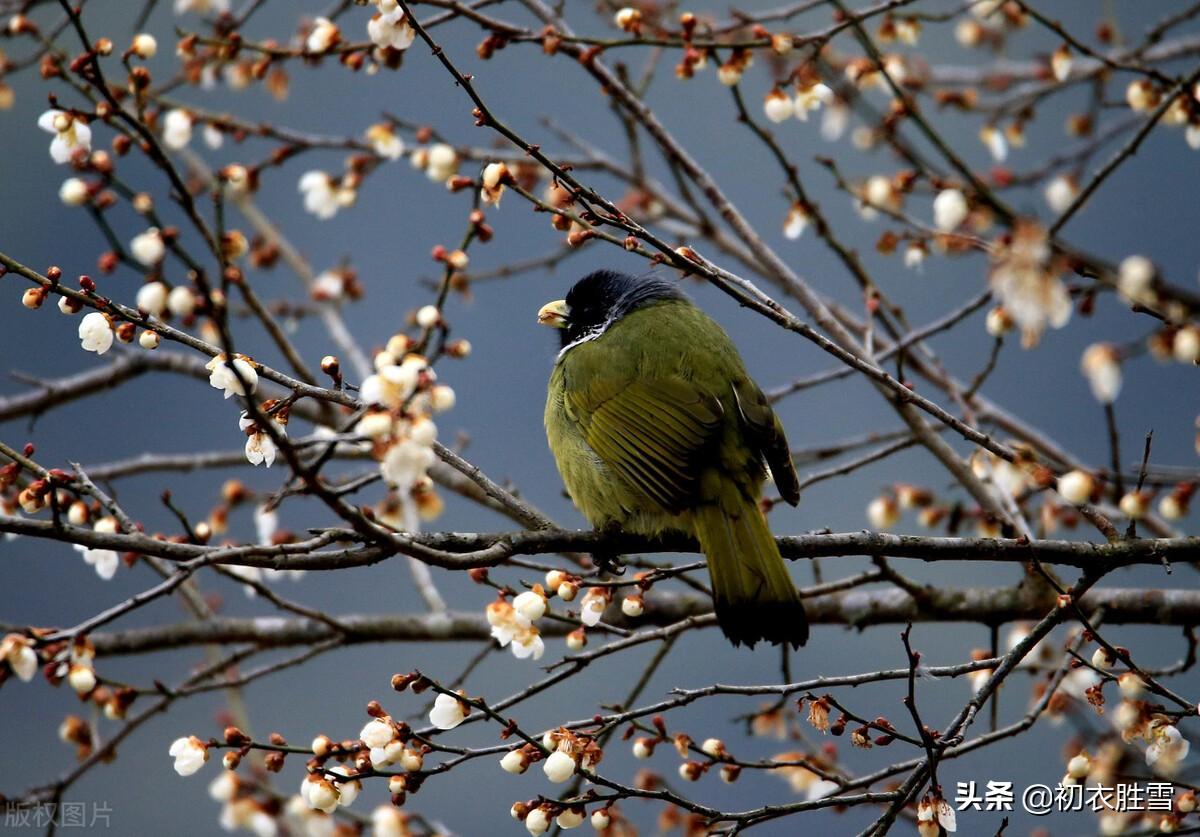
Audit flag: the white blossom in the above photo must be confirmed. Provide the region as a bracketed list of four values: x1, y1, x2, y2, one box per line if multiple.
[209, 770, 238, 802]
[136, 282, 169, 317]
[59, 177, 89, 206]
[933, 189, 968, 231]
[1050, 45, 1072, 82]
[428, 692, 467, 730]
[1044, 175, 1078, 214]
[428, 384, 456, 413]
[794, 82, 833, 121]
[366, 123, 404, 160]
[75, 544, 119, 580]
[1146, 723, 1190, 772]
[359, 718, 395, 750]
[240, 412, 285, 467]
[511, 627, 545, 660]
[988, 221, 1070, 347]
[904, 241, 927, 271]
[783, 203, 809, 240]
[820, 100, 849, 141]
[162, 109, 193, 150]
[367, 7, 415, 51]
[2, 634, 38, 682]
[867, 496, 900, 529]
[525, 807, 551, 836]
[78, 312, 114, 355]
[425, 143, 458, 182]
[300, 775, 340, 814]
[68, 663, 96, 694]
[130, 228, 166, 266]
[38, 110, 92, 164]
[500, 749, 529, 774]
[1057, 470, 1095, 505]
[206, 355, 259, 398]
[169, 736, 209, 776]
[580, 590, 607, 627]
[543, 749, 576, 783]
[763, 89, 794, 123]
[327, 766, 359, 807]
[980, 125, 1007, 161]
[1118, 255, 1155, 304]
[306, 18, 340, 53]
[512, 590, 547, 622]
[380, 438, 435, 490]
[203, 124, 224, 149]
[415, 304, 440, 329]
[174, 0, 230, 14]
[372, 806, 409, 837]
[1080, 343, 1122, 404]
[167, 285, 196, 318]
[299, 171, 353, 220]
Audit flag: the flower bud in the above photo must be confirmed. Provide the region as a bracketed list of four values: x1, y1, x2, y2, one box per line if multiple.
[1057, 470, 1094, 505]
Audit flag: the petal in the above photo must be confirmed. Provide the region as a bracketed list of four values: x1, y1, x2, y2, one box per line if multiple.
[38, 110, 61, 133]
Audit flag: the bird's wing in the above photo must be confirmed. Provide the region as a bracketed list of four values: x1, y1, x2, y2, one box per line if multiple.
[730, 376, 801, 506]
[566, 376, 723, 513]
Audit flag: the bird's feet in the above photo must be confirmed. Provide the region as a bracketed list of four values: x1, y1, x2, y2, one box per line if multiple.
[591, 521, 626, 576]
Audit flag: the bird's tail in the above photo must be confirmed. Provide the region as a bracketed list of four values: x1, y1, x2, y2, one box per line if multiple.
[693, 491, 808, 649]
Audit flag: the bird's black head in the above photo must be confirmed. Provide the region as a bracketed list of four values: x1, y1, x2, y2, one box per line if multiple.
[538, 270, 686, 350]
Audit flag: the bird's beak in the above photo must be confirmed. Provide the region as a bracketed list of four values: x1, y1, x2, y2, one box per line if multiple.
[537, 299, 570, 328]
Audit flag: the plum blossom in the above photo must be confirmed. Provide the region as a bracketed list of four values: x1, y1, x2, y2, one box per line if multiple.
[78, 312, 114, 355]
[933, 188, 968, 231]
[240, 412, 286, 467]
[783, 203, 809, 240]
[136, 282, 169, 317]
[38, 110, 92, 164]
[480, 162, 509, 206]
[306, 18, 340, 53]
[379, 437, 435, 490]
[206, 354, 259, 398]
[366, 123, 404, 160]
[428, 692, 468, 730]
[763, 89, 794, 123]
[424, 143, 458, 182]
[793, 81, 833, 121]
[1081, 343, 1122, 404]
[367, 4, 416, 51]
[162, 109, 193, 150]
[75, 544, 119, 580]
[299, 774, 340, 814]
[511, 626, 545, 660]
[1044, 174, 1078, 213]
[1146, 721, 1189, 772]
[167, 285, 196, 317]
[130, 227, 166, 266]
[988, 220, 1070, 347]
[59, 177, 89, 206]
[543, 749, 576, 783]
[359, 718, 395, 750]
[579, 587, 609, 627]
[299, 171, 354, 219]
[1, 634, 38, 682]
[169, 735, 209, 776]
[174, 0, 230, 14]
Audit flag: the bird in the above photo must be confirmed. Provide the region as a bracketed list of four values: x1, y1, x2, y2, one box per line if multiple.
[538, 270, 807, 648]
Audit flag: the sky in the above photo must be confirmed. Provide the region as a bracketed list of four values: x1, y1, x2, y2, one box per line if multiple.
[1, 1, 1199, 834]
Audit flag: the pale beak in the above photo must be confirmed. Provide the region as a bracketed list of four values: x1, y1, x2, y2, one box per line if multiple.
[537, 299, 570, 328]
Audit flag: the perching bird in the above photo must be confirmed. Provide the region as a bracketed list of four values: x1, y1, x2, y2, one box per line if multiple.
[538, 270, 807, 648]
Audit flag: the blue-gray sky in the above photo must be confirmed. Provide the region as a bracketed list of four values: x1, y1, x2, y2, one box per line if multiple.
[2, 1, 1199, 834]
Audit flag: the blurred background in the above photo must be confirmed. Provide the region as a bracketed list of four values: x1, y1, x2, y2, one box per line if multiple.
[2, 0, 1199, 833]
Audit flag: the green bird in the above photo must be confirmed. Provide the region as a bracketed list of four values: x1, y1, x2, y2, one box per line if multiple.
[539, 270, 808, 648]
